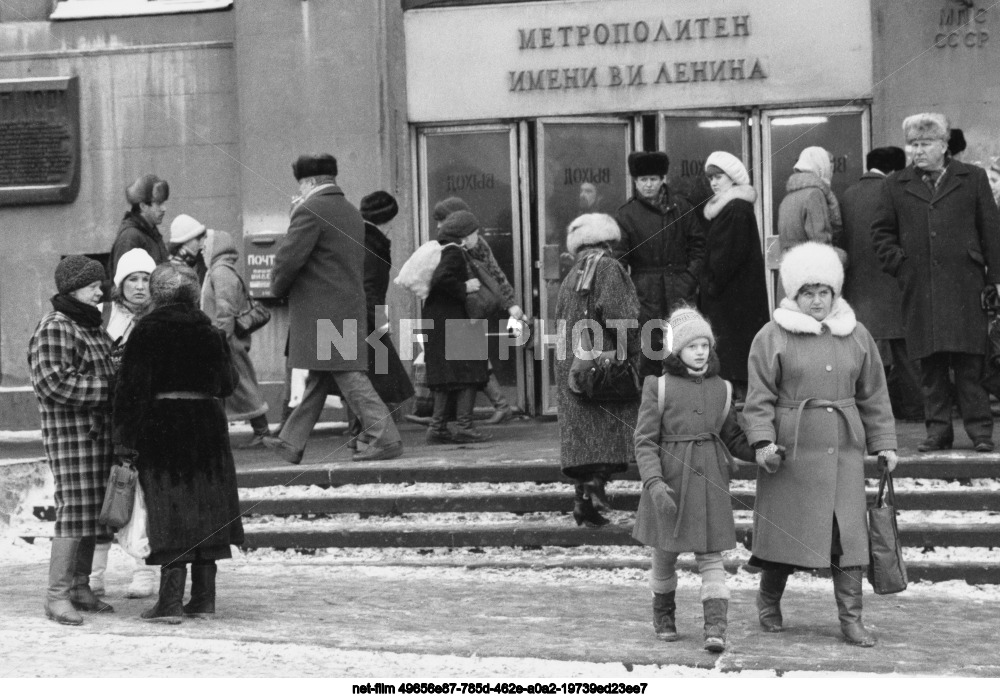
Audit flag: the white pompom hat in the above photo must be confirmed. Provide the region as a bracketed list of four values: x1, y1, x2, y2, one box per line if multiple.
[779, 242, 844, 300]
[113, 248, 156, 287]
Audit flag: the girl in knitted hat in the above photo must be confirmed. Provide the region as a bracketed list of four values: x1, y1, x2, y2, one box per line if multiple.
[632, 305, 764, 653]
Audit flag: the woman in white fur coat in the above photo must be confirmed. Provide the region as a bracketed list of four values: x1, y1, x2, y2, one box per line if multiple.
[697, 152, 769, 396]
[743, 242, 898, 648]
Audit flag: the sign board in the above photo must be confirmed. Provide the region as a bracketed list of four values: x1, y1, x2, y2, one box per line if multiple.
[405, 0, 873, 122]
[244, 231, 282, 299]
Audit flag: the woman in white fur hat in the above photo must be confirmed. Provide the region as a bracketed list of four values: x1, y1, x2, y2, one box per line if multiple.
[743, 242, 898, 648]
[698, 152, 769, 399]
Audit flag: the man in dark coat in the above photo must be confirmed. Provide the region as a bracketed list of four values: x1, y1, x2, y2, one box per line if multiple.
[614, 151, 705, 378]
[108, 174, 170, 280]
[264, 154, 403, 463]
[842, 147, 923, 421]
[872, 113, 1000, 451]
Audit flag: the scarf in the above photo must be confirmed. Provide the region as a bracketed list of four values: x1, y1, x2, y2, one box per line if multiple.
[51, 293, 103, 328]
[916, 156, 952, 194]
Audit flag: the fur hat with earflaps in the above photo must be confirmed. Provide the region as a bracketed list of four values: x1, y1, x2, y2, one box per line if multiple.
[902, 113, 949, 143]
[565, 213, 620, 254]
[627, 151, 669, 178]
[779, 242, 844, 300]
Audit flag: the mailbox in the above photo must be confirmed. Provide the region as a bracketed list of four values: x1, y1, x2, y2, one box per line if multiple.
[244, 231, 283, 299]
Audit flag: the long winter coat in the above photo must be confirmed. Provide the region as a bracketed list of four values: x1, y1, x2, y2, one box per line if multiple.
[423, 242, 488, 390]
[698, 185, 769, 383]
[556, 245, 641, 480]
[632, 354, 754, 553]
[871, 160, 1000, 359]
[841, 172, 906, 340]
[362, 222, 415, 404]
[777, 172, 839, 252]
[614, 190, 705, 327]
[108, 212, 168, 280]
[113, 303, 244, 565]
[743, 298, 897, 568]
[201, 230, 269, 421]
[28, 304, 115, 538]
[271, 184, 367, 371]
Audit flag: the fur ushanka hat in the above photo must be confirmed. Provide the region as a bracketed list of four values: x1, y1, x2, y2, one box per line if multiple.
[902, 113, 949, 143]
[627, 151, 669, 178]
[360, 191, 399, 225]
[292, 153, 338, 180]
[125, 174, 169, 206]
[779, 241, 844, 300]
[565, 213, 620, 255]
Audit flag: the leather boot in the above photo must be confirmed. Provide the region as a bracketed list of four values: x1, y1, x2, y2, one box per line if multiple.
[141, 565, 186, 624]
[45, 538, 83, 626]
[652, 591, 679, 641]
[832, 566, 876, 647]
[572, 483, 609, 527]
[453, 387, 490, 443]
[183, 560, 217, 618]
[90, 541, 111, 597]
[426, 390, 455, 444]
[757, 569, 789, 632]
[70, 537, 114, 613]
[703, 598, 728, 653]
[483, 373, 513, 424]
[583, 475, 612, 512]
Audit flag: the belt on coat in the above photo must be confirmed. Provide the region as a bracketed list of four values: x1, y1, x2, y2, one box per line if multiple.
[154, 391, 215, 400]
[775, 397, 858, 459]
[659, 432, 735, 539]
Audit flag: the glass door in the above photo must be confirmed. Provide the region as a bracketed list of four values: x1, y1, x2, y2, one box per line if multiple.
[535, 118, 632, 415]
[416, 125, 525, 411]
[761, 106, 870, 305]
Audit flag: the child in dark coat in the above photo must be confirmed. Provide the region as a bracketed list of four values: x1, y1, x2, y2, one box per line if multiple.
[632, 306, 776, 652]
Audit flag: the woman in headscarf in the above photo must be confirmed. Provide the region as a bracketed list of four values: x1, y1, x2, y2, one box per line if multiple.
[28, 255, 116, 625]
[114, 264, 244, 623]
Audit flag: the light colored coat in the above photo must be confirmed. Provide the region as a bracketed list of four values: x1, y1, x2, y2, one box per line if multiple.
[743, 298, 897, 568]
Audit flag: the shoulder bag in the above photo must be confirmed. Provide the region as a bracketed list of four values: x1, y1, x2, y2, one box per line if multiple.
[464, 253, 506, 319]
[219, 262, 271, 338]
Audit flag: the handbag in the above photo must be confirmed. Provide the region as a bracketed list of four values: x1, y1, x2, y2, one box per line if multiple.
[567, 308, 641, 402]
[464, 253, 506, 319]
[217, 261, 270, 338]
[98, 461, 137, 529]
[116, 483, 150, 560]
[867, 464, 908, 595]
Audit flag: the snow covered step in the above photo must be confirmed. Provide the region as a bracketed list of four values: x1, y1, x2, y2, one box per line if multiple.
[238, 486, 1000, 517]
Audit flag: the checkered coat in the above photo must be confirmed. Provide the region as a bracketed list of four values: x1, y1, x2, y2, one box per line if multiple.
[28, 311, 115, 538]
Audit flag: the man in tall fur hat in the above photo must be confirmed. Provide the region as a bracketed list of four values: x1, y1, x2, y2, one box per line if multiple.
[872, 113, 1000, 451]
[108, 174, 171, 280]
[614, 151, 705, 378]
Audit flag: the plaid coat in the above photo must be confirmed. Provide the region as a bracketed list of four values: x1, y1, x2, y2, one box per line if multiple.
[28, 311, 115, 538]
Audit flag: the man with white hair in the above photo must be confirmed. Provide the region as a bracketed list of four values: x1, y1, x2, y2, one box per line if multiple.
[872, 113, 1000, 452]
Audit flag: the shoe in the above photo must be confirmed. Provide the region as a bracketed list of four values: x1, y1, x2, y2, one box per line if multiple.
[352, 441, 403, 461]
[974, 440, 994, 453]
[45, 538, 83, 626]
[426, 427, 455, 444]
[183, 561, 217, 618]
[404, 414, 433, 426]
[757, 569, 789, 632]
[572, 484, 609, 527]
[917, 437, 953, 452]
[237, 431, 270, 449]
[263, 436, 303, 464]
[483, 406, 513, 425]
[127, 565, 157, 599]
[703, 598, 729, 653]
[451, 427, 491, 444]
[142, 566, 186, 624]
[832, 566, 876, 647]
[652, 591, 679, 641]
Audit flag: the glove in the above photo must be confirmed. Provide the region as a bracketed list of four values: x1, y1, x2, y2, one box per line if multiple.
[756, 443, 786, 474]
[645, 477, 678, 522]
[878, 449, 898, 473]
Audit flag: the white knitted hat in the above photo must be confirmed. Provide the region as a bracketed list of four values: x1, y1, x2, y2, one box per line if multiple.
[668, 306, 715, 354]
[779, 242, 844, 299]
[113, 248, 156, 287]
[169, 214, 207, 244]
[704, 151, 750, 186]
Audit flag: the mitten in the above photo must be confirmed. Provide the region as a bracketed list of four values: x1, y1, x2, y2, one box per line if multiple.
[878, 449, 898, 473]
[756, 443, 786, 474]
[645, 477, 678, 521]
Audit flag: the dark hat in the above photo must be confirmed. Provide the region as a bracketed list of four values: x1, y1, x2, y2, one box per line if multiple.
[360, 190, 399, 225]
[292, 153, 338, 180]
[866, 146, 906, 174]
[628, 151, 669, 178]
[55, 255, 106, 295]
[432, 196, 470, 222]
[948, 128, 966, 155]
[125, 174, 169, 206]
[437, 210, 479, 243]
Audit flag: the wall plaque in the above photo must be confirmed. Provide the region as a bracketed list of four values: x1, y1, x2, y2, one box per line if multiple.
[0, 76, 81, 206]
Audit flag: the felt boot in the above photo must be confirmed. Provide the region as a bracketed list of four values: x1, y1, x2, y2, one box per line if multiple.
[69, 537, 114, 613]
[45, 538, 83, 626]
[757, 568, 789, 632]
[452, 388, 489, 443]
[127, 560, 157, 599]
[183, 560, 217, 618]
[652, 591, 679, 641]
[141, 565, 186, 624]
[832, 566, 876, 647]
[702, 598, 728, 653]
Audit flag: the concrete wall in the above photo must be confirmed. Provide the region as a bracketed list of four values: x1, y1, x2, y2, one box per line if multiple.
[0, 11, 239, 385]
[872, 0, 1000, 161]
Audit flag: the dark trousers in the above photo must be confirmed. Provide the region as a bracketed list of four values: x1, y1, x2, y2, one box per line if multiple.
[920, 352, 993, 444]
[430, 387, 477, 431]
[886, 339, 924, 421]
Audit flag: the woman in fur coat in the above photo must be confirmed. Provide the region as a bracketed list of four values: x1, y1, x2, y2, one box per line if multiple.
[556, 213, 641, 527]
[114, 264, 244, 623]
[697, 152, 769, 396]
[743, 242, 898, 647]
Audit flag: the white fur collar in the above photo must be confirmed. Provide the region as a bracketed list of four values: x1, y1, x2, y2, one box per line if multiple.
[772, 297, 857, 336]
[703, 184, 757, 221]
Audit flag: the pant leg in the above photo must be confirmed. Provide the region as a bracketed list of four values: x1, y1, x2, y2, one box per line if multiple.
[483, 366, 510, 411]
[332, 371, 401, 447]
[920, 352, 955, 442]
[952, 352, 994, 443]
[279, 370, 332, 450]
[888, 339, 924, 421]
[430, 390, 453, 433]
[694, 552, 728, 601]
[249, 414, 270, 435]
[650, 548, 680, 595]
[454, 386, 479, 430]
